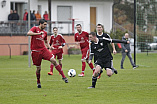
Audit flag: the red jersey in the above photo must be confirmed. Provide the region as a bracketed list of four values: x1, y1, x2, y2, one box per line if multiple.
[49, 34, 66, 53]
[43, 14, 49, 20]
[74, 31, 89, 50]
[23, 12, 28, 21]
[30, 26, 47, 51]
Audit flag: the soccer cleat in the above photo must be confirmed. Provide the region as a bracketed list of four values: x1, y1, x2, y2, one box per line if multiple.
[37, 83, 41, 88]
[48, 72, 53, 75]
[87, 86, 95, 89]
[121, 67, 124, 69]
[113, 68, 118, 74]
[78, 73, 84, 77]
[62, 77, 68, 83]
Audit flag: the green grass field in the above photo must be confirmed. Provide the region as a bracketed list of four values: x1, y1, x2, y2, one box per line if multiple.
[0, 53, 157, 104]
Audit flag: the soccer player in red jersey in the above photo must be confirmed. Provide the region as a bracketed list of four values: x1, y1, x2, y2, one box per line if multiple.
[48, 27, 66, 75]
[27, 19, 68, 88]
[74, 24, 95, 77]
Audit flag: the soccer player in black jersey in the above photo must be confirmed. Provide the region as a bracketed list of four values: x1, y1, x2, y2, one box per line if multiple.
[95, 24, 117, 79]
[88, 32, 129, 89]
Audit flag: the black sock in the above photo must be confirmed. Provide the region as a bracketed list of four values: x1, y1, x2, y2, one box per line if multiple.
[92, 76, 97, 88]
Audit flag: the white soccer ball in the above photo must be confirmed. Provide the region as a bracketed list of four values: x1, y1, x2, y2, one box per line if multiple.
[68, 69, 76, 77]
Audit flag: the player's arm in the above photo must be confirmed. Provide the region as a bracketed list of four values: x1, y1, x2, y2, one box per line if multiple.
[27, 30, 44, 36]
[88, 44, 94, 64]
[88, 53, 94, 64]
[58, 35, 66, 49]
[111, 43, 117, 55]
[44, 40, 52, 50]
[103, 37, 128, 44]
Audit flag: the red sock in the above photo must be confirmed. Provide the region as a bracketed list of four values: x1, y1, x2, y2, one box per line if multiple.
[36, 71, 40, 84]
[55, 65, 66, 78]
[88, 63, 94, 70]
[50, 63, 54, 72]
[82, 62, 86, 74]
[59, 64, 62, 68]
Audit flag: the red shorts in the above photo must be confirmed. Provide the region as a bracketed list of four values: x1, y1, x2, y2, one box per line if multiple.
[81, 48, 90, 60]
[51, 51, 63, 60]
[31, 48, 53, 66]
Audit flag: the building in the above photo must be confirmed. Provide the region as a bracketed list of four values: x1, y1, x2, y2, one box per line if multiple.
[0, 0, 113, 33]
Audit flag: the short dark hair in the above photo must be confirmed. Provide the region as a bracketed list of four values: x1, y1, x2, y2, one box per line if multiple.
[89, 32, 96, 37]
[76, 24, 82, 27]
[96, 24, 103, 28]
[53, 27, 58, 30]
[39, 19, 47, 25]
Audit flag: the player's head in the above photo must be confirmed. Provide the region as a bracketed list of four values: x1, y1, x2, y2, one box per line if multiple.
[96, 24, 104, 33]
[39, 19, 47, 30]
[53, 27, 58, 35]
[76, 24, 82, 33]
[89, 32, 96, 42]
[125, 33, 129, 39]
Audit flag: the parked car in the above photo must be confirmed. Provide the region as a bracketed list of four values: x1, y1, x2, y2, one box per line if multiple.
[147, 43, 157, 50]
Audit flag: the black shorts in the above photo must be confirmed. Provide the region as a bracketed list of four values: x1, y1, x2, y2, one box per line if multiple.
[94, 57, 112, 70]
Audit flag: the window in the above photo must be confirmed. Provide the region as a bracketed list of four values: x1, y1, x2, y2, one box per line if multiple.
[57, 6, 72, 21]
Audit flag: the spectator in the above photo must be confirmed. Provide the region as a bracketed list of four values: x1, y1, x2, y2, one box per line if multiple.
[23, 9, 28, 21]
[12, 10, 19, 20]
[32, 10, 36, 20]
[26, 10, 34, 20]
[43, 11, 49, 20]
[26, 10, 34, 27]
[120, 33, 138, 69]
[8, 10, 13, 21]
[35, 11, 41, 21]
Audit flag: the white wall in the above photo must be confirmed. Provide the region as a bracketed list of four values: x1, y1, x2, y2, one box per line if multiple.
[90, 1, 113, 32]
[0, 0, 113, 33]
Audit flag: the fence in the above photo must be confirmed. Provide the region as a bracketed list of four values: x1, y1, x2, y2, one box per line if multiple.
[0, 20, 83, 36]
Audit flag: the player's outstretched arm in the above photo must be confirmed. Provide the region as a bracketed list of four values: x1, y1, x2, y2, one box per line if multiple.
[111, 39, 128, 44]
[102, 37, 128, 44]
[27, 31, 43, 36]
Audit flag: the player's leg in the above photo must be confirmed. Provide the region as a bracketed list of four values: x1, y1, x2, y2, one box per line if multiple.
[42, 48, 68, 83]
[106, 68, 113, 77]
[78, 49, 89, 76]
[50, 58, 68, 83]
[36, 66, 41, 88]
[111, 60, 118, 74]
[88, 65, 101, 89]
[31, 51, 42, 88]
[121, 52, 126, 69]
[78, 59, 86, 76]
[48, 54, 56, 75]
[57, 53, 63, 75]
[104, 60, 114, 77]
[86, 59, 95, 74]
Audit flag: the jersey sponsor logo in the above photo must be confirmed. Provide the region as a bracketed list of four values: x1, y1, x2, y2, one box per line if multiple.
[36, 37, 44, 41]
[97, 48, 103, 52]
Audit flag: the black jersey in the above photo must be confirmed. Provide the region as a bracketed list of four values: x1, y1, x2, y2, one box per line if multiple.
[90, 38, 127, 61]
[93, 33, 111, 62]
[90, 38, 113, 60]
